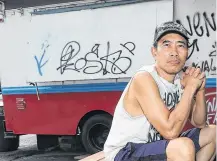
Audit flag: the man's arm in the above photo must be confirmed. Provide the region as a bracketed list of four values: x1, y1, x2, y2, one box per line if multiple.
[185, 68, 207, 128]
[189, 90, 207, 128]
[132, 71, 201, 140]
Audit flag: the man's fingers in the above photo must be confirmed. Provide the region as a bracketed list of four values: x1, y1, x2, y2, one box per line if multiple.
[198, 72, 206, 80]
[193, 67, 201, 78]
[185, 66, 191, 74]
[189, 67, 196, 76]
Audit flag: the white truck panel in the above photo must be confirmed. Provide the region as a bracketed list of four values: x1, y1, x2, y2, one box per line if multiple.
[174, 0, 216, 77]
[0, 0, 215, 88]
[0, 0, 173, 86]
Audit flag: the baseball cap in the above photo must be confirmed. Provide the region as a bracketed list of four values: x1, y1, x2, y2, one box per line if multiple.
[153, 21, 189, 47]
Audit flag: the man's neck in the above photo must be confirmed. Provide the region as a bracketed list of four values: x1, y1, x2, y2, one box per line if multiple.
[154, 65, 176, 83]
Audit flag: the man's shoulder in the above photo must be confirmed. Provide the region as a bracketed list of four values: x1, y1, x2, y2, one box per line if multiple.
[132, 69, 157, 90]
[132, 64, 157, 84]
[137, 64, 155, 73]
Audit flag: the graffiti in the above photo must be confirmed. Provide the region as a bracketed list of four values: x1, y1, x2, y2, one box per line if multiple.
[56, 41, 135, 75]
[192, 41, 216, 75]
[188, 39, 199, 59]
[192, 59, 216, 75]
[206, 92, 216, 124]
[179, 12, 216, 37]
[56, 41, 81, 74]
[176, 12, 216, 59]
[34, 41, 49, 76]
[209, 41, 216, 57]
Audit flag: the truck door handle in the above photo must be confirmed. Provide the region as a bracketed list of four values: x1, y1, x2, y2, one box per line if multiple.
[29, 82, 40, 100]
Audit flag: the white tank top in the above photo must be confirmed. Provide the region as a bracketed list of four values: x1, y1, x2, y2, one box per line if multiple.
[103, 64, 183, 161]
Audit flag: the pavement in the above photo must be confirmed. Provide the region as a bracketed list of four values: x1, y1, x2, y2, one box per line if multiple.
[0, 135, 90, 161]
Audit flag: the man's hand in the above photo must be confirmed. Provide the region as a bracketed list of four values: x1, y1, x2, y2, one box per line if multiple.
[181, 67, 204, 92]
[182, 67, 207, 128]
[183, 67, 206, 93]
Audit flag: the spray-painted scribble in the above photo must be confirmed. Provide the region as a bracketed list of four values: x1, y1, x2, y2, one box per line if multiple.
[192, 41, 216, 75]
[206, 92, 216, 124]
[177, 12, 216, 76]
[177, 12, 216, 59]
[56, 41, 81, 74]
[57, 41, 135, 75]
[34, 41, 49, 76]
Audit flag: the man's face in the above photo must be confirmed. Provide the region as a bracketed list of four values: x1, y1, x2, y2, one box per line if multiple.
[152, 33, 188, 75]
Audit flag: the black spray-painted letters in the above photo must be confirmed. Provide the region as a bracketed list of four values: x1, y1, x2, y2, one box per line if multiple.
[57, 41, 135, 75]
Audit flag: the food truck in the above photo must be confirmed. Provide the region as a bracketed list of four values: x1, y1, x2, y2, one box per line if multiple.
[0, 0, 215, 155]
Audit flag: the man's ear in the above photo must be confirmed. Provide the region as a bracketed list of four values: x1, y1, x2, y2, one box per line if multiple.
[151, 46, 157, 59]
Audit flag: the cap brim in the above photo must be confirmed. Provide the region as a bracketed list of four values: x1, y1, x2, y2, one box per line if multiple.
[154, 30, 189, 44]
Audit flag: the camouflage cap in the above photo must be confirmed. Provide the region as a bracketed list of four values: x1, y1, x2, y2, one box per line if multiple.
[153, 21, 189, 46]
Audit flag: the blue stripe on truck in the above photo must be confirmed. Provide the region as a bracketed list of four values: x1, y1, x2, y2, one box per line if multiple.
[2, 82, 128, 95]
[1, 78, 216, 95]
[206, 78, 216, 88]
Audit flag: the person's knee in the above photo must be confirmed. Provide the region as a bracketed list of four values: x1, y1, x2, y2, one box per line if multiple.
[178, 137, 195, 157]
[208, 124, 216, 144]
[166, 137, 195, 159]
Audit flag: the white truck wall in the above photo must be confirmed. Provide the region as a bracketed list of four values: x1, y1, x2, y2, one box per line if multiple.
[0, 15, 32, 87]
[174, 0, 216, 77]
[0, 0, 216, 87]
[174, 0, 216, 124]
[26, 0, 173, 83]
[0, 0, 173, 87]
